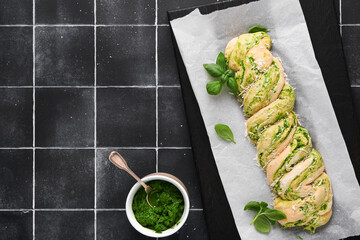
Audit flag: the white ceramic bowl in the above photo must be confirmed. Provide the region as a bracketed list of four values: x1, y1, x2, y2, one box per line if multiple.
[125, 173, 190, 238]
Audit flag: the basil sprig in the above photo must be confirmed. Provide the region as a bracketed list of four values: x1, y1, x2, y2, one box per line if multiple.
[203, 52, 237, 95]
[214, 124, 236, 144]
[244, 201, 286, 233]
[248, 25, 270, 33]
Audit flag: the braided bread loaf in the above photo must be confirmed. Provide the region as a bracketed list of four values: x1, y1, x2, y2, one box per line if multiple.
[225, 32, 333, 233]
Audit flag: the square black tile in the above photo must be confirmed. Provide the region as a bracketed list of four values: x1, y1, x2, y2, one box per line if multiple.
[35, 88, 94, 147]
[35, 211, 94, 240]
[158, 26, 180, 86]
[158, 0, 219, 24]
[0, 150, 32, 209]
[97, 211, 151, 240]
[351, 87, 360, 126]
[97, 27, 155, 86]
[35, 0, 94, 24]
[97, 0, 155, 24]
[0, 88, 33, 147]
[342, 27, 360, 85]
[342, 0, 360, 24]
[158, 150, 203, 209]
[0, 211, 32, 240]
[35, 149, 94, 208]
[164, 211, 208, 240]
[96, 149, 156, 208]
[158, 87, 191, 147]
[0, 1, 32, 24]
[0, 27, 32, 86]
[35, 27, 94, 86]
[96, 88, 155, 147]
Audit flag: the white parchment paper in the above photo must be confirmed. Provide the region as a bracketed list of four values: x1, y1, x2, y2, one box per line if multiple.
[170, 0, 360, 239]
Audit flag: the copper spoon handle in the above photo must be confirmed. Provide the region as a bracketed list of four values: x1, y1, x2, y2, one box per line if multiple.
[108, 151, 152, 194]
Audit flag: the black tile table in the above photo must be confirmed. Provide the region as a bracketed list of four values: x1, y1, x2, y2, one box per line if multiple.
[0, 1, 32, 25]
[0, 89, 33, 147]
[35, 149, 95, 209]
[35, 88, 94, 147]
[35, 0, 94, 24]
[0, 0, 359, 239]
[96, 26, 156, 86]
[0, 150, 33, 209]
[96, 88, 156, 147]
[35, 211, 94, 240]
[97, 0, 155, 25]
[35, 27, 94, 86]
[0, 211, 33, 240]
[0, 27, 33, 86]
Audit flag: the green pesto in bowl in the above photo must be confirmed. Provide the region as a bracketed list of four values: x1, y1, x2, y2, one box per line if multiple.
[132, 180, 185, 233]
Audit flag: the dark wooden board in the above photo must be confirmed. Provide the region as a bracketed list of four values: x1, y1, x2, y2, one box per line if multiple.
[168, 0, 360, 239]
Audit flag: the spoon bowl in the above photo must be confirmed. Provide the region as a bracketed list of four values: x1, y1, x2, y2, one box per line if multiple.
[108, 151, 156, 208]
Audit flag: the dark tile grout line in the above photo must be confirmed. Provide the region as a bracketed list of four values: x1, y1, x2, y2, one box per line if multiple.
[0, 85, 181, 88]
[0, 83, 358, 88]
[155, 0, 159, 176]
[340, 0, 342, 36]
[0, 208, 203, 212]
[1, 23, 359, 27]
[93, 0, 97, 239]
[0, 147, 192, 150]
[32, 0, 35, 238]
[0, 24, 170, 27]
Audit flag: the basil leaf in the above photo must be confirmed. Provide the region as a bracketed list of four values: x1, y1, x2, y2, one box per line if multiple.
[227, 77, 238, 94]
[214, 124, 236, 144]
[216, 52, 226, 71]
[254, 215, 271, 233]
[244, 200, 287, 233]
[220, 73, 228, 84]
[244, 201, 261, 211]
[263, 209, 287, 221]
[225, 69, 235, 77]
[260, 201, 268, 209]
[268, 218, 276, 225]
[248, 25, 270, 33]
[203, 63, 224, 77]
[206, 81, 222, 95]
[297, 236, 303, 240]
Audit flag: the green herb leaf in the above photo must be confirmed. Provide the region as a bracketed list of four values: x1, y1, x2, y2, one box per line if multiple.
[216, 52, 226, 71]
[220, 73, 228, 84]
[206, 81, 222, 95]
[221, 69, 236, 85]
[225, 69, 235, 77]
[260, 201, 268, 209]
[263, 209, 287, 221]
[244, 201, 261, 211]
[297, 236, 303, 240]
[214, 124, 236, 144]
[268, 219, 276, 225]
[203, 63, 224, 77]
[248, 25, 270, 33]
[244, 200, 287, 234]
[227, 77, 238, 94]
[253, 215, 271, 233]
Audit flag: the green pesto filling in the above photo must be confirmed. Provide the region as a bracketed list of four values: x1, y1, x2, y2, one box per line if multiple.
[132, 180, 184, 233]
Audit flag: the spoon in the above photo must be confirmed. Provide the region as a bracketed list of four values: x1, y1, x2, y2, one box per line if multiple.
[108, 151, 156, 208]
